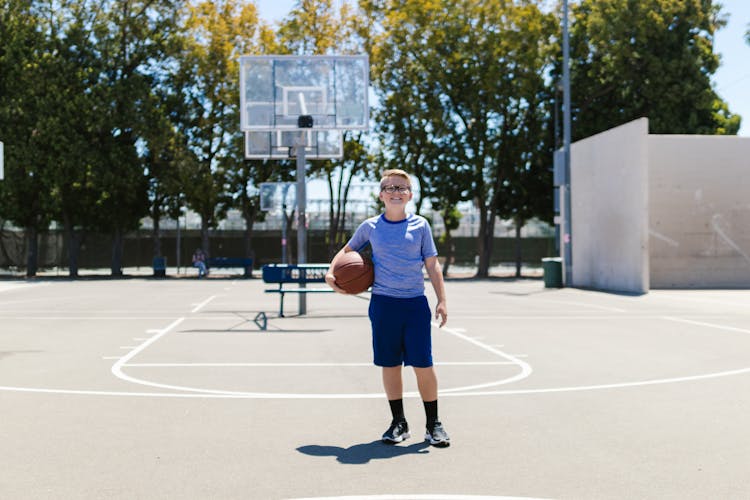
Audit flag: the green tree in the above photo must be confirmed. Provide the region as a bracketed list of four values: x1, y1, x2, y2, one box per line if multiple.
[360, 0, 446, 216]
[568, 0, 740, 138]
[223, 134, 282, 263]
[90, 0, 182, 275]
[277, 0, 344, 54]
[37, 0, 108, 277]
[175, 0, 264, 255]
[0, 0, 54, 276]
[218, 24, 286, 266]
[321, 131, 376, 258]
[141, 94, 193, 261]
[276, 0, 372, 259]
[365, 0, 556, 277]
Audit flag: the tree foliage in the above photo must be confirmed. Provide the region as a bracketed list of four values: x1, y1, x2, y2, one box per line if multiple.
[364, 0, 556, 277]
[0, 0, 745, 277]
[276, 0, 371, 260]
[174, 0, 267, 254]
[568, 0, 740, 138]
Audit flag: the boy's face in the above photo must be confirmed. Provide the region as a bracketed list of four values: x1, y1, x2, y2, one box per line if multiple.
[379, 175, 413, 208]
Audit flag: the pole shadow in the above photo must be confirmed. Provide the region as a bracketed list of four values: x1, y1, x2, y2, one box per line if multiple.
[297, 439, 430, 464]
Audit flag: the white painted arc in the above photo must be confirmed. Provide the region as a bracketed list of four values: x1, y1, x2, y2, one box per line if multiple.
[107, 319, 530, 398]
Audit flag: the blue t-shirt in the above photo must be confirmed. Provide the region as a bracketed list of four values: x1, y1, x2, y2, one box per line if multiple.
[347, 213, 438, 298]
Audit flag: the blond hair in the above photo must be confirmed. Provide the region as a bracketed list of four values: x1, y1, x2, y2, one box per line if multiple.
[380, 169, 411, 187]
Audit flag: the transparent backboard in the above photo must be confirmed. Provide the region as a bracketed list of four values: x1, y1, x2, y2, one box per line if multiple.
[240, 55, 369, 132]
[260, 182, 296, 211]
[245, 129, 343, 159]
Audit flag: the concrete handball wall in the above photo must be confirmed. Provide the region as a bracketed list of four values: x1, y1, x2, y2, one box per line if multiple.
[570, 118, 650, 293]
[648, 135, 750, 288]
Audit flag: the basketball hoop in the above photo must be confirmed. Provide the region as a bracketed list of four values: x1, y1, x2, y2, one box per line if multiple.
[239, 55, 369, 315]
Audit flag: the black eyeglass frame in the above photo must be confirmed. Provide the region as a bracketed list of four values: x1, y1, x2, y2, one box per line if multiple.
[380, 185, 411, 194]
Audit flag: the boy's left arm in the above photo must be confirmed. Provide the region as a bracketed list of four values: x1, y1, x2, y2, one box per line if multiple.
[424, 256, 447, 327]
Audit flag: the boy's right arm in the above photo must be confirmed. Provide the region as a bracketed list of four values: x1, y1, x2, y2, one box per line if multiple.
[325, 244, 353, 294]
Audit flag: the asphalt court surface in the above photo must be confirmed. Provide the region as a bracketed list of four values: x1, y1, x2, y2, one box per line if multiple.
[2, 277, 750, 499]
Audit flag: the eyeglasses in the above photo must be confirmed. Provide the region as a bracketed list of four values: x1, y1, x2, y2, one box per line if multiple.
[381, 185, 411, 194]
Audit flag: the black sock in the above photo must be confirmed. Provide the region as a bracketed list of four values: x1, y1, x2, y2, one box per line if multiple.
[423, 399, 438, 429]
[388, 399, 405, 423]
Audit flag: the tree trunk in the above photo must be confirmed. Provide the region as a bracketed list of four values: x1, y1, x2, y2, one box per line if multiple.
[25, 226, 38, 277]
[514, 221, 523, 278]
[327, 209, 340, 258]
[442, 229, 454, 278]
[475, 205, 496, 278]
[201, 217, 210, 257]
[152, 205, 162, 258]
[111, 227, 123, 276]
[63, 215, 81, 278]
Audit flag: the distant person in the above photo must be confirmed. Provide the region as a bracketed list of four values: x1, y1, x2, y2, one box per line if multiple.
[192, 248, 208, 278]
[326, 168, 450, 447]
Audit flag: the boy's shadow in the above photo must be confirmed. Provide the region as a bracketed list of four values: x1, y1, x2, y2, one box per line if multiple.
[297, 440, 430, 464]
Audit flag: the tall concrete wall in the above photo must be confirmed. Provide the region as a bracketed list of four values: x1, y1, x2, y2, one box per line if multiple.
[648, 135, 750, 288]
[570, 118, 650, 293]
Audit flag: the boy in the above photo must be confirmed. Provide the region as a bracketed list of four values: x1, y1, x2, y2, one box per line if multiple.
[325, 169, 450, 447]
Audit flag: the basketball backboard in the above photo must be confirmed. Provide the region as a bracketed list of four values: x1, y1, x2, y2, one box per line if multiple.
[259, 182, 296, 212]
[245, 129, 343, 160]
[240, 55, 369, 132]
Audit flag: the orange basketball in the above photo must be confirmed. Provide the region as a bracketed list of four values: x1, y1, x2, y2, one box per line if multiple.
[333, 252, 374, 294]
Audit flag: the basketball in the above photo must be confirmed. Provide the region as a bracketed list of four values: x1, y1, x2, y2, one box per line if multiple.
[333, 251, 374, 294]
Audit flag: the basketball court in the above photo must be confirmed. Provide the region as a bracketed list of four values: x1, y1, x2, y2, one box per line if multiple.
[2, 277, 750, 499]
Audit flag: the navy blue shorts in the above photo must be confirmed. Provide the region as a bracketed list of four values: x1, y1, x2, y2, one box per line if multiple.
[368, 294, 433, 368]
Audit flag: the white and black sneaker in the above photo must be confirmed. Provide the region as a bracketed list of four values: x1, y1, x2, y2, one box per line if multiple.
[382, 420, 410, 444]
[425, 421, 450, 447]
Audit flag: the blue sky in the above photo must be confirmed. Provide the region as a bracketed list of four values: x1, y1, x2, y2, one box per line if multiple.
[256, 0, 750, 136]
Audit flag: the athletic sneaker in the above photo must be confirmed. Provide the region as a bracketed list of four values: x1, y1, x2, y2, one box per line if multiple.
[382, 420, 410, 444]
[425, 421, 450, 447]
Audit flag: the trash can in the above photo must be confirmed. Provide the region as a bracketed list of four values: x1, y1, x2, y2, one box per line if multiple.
[541, 257, 563, 288]
[153, 256, 167, 278]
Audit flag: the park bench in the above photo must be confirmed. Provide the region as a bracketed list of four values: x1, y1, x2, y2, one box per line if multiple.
[206, 257, 253, 277]
[262, 263, 333, 317]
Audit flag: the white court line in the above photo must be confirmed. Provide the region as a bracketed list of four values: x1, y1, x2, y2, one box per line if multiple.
[531, 299, 627, 313]
[436, 323, 532, 393]
[124, 361, 518, 368]
[0, 282, 49, 294]
[444, 366, 750, 397]
[0, 316, 183, 320]
[7, 313, 750, 400]
[106, 319, 530, 398]
[444, 315, 750, 397]
[653, 294, 750, 308]
[450, 316, 642, 320]
[6, 365, 750, 399]
[289, 496, 554, 500]
[191, 295, 217, 313]
[110, 317, 185, 387]
[662, 316, 750, 335]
